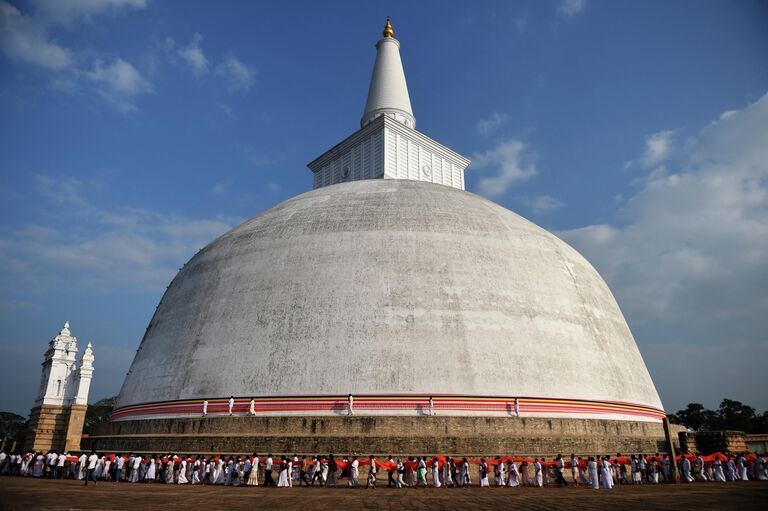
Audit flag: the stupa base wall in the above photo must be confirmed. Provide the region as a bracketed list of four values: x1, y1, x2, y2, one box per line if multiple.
[84, 415, 683, 457]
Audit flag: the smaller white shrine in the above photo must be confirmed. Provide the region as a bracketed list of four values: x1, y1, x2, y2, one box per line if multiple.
[36, 321, 94, 407]
[24, 321, 95, 452]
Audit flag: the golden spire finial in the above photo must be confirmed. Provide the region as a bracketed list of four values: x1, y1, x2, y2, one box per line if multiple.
[383, 17, 394, 38]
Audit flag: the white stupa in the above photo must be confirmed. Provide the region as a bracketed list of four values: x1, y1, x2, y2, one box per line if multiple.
[112, 19, 664, 428]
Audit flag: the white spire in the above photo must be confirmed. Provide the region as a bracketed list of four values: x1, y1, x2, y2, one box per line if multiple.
[360, 18, 415, 129]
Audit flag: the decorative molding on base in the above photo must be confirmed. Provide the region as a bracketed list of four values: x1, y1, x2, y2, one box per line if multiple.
[112, 394, 665, 423]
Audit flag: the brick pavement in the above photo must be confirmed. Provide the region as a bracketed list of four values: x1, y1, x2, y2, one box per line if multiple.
[1, 477, 767, 511]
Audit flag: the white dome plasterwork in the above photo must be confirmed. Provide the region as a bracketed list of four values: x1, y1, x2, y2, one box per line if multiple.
[115, 180, 664, 422]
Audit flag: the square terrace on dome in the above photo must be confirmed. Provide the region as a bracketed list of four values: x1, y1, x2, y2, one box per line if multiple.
[307, 115, 470, 190]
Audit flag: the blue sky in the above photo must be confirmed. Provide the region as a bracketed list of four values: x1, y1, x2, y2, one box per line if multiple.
[1, 0, 767, 415]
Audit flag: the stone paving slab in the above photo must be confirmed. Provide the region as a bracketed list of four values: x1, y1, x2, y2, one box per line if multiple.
[1, 478, 767, 511]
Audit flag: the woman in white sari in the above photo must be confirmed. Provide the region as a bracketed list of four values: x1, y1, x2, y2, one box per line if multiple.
[432, 458, 442, 487]
[103, 458, 111, 481]
[191, 458, 201, 484]
[520, 461, 530, 486]
[601, 457, 614, 489]
[507, 460, 519, 487]
[277, 457, 290, 487]
[178, 459, 188, 483]
[94, 456, 104, 480]
[146, 458, 156, 482]
[533, 459, 543, 487]
[588, 457, 599, 489]
[33, 453, 44, 477]
[130, 455, 142, 482]
[247, 455, 259, 486]
[713, 457, 726, 482]
[214, 458, 226, 484]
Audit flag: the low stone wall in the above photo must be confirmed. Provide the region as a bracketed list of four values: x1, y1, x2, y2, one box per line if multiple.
[679, 430, 748, 454]
[84, 416, 683, 457]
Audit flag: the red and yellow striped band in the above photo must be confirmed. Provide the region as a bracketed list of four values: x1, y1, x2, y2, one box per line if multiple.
[111, 394, 666, 422]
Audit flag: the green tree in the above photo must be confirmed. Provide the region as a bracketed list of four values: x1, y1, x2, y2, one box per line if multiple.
[717, 399, 757, 433]
[674, 403, 710, 431]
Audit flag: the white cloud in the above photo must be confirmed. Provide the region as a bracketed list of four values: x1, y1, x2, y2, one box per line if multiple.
[523, 194, 564, 215]
[473, 139, 538, 197]
[641, 129, 676, 167]
[1, 0, 151, 112]
[216, 54, 256, 93]
[0, 0, 73, 70]
[82, 58, 152, 112]
[0, 175, 236, 293]
[213, 181, 230, 194]
[30, 0, 146, 24]
[559, 92, 768, 409]
[476, 112, 509, 137]
[556, 0, 586, 18]
[177, 32, 209, 76]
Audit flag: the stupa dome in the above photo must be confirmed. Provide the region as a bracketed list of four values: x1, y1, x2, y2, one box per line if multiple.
[114, 179, 663, 422]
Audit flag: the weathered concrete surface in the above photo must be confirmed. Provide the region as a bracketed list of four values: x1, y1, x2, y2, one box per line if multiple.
[3, 477, 768, 511]
[116, 179, 662, 418]
[84, 415, 684, 457]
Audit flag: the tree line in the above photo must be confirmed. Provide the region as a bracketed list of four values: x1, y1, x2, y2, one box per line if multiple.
[668, 399, 768, 433]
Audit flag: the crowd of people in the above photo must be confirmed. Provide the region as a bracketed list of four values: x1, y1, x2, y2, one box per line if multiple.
[1, 450, 766, 488]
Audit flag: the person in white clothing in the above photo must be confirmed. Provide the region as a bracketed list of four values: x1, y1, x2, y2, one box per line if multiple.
[432, 458, 442, 488]
[533, 459, 543, 487]
[277, 457, 290, 487]
[77, 453, 87, 480]
[32, 453, 44, 477]
[737, 454, 749, 480]
[757, 455, 768, 480]
[681, 457, 694, 482]
[349, 457, 359, 487]
[507, 460, 520, 487]
[249, 398, 256, 415]
[631, 455, 641, 484]
[588, 457, 599, 489]
[499, 458, 507, 486]
[228, 396, 235, 416]
[601, 457, 614, 489]
[695, 454, 707, 481]
[114, 455, 125, 483]
[178, 459, 188, 483]
[55, 452, 66, 479]
[145, 458, 156, 482]
[84, 452, 99, 486]
[570, 454, 580, 485]
[443, 457, 454, 487]
[713, 457, 726, 482]
[247, 453, 259, 486]
[130, 455, 142, 483]
[202, 400, 208, 416]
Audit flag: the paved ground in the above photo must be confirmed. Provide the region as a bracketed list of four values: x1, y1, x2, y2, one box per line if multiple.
[1, 477, 767, 511]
